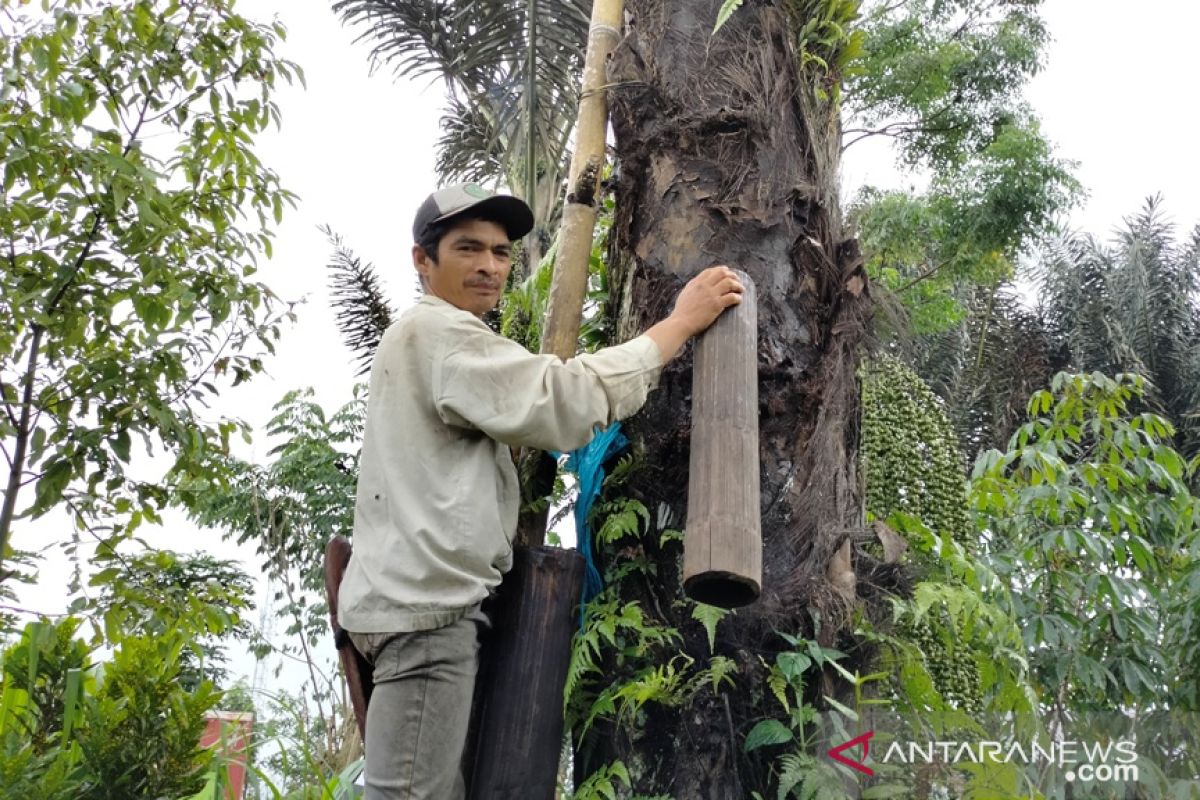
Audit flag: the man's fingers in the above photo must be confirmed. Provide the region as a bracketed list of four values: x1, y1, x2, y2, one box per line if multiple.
[721, 276, 744, 294]
[700, 265, 736, 283]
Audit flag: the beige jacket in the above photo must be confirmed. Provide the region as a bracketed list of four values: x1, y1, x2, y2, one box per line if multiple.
[337, 294, 664, 633]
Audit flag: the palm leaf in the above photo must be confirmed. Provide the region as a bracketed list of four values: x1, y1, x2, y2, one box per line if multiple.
[1033, 198, 1200, 457]
[323, 225, 395, 376]
[332, 0, 589, 218]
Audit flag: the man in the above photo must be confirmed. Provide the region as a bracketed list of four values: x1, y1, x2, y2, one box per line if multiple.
[338, 182, 744, 798]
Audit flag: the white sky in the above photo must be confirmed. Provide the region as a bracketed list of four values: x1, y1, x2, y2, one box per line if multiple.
[10, 0, 1200, 692]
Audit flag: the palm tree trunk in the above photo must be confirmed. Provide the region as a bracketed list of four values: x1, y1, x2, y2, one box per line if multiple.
[578, 0, 869, 793]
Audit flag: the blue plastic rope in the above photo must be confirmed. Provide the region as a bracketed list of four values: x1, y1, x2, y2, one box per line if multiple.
[560, 422, 628, 627]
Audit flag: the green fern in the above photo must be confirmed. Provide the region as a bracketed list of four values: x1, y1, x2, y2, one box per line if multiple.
[693, 655, 739, 695]
[595, 497, 650, 545]
[690, 603, 729, 653]
[776, 752, 812, 799]
[713, 0, 745, 35]
[568, 760, 631, 800]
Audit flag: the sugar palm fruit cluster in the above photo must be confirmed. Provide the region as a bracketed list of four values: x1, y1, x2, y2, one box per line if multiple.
[860, 354, 972, 548]
[904, 610, 984, 716]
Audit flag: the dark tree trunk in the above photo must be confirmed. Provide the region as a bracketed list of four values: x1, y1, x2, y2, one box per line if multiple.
[576, 1, 871, 795]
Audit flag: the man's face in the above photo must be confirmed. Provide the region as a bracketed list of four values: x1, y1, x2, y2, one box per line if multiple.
[413, 218, 512, 317]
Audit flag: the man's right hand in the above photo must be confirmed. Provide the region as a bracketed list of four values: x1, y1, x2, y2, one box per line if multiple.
[645, 265, 746, 363]
[670, 265, 745, 336]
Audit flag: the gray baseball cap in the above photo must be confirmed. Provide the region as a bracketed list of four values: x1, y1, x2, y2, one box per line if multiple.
[412, 182, 534, 243]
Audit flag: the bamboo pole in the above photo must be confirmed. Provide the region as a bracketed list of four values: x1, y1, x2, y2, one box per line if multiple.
[517, 0, 625, 550]
[539, 0, 624, 362]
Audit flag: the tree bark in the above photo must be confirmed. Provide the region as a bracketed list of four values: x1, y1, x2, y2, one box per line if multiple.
[0, 325, 43, 567]
[578, 1, 870, 794]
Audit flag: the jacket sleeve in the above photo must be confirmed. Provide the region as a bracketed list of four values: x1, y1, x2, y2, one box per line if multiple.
[431, 313, 663, 451]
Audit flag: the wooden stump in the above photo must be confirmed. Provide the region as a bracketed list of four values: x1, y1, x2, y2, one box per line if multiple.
[683, 269, 761, 609]
[468, 545, 585, 799]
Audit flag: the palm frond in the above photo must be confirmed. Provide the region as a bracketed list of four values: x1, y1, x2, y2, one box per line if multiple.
[323, 225, 396, 376]
[332, 0, 588, 212]
[1032, 198, 1200, 457]
[911, 282, 1064, 459]
[435, 93, 509, 184]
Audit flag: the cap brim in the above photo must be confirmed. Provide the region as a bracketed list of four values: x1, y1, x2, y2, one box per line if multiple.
[433, 195, 535, 241]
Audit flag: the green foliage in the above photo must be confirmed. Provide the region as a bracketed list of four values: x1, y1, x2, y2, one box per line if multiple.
[907, 283, 1065, 462]
[0, 619, 221, 800]
[905, 200, 1200, 466]
[746, 632, 876, 800]
[860, 354, 971, 545]
[0, 546, 38, 633]
[853, 115, 1078, 333]
[856, 371, 1200, 796]
[785, 0, 865, 98]
[0, 0, 299, 563]
[184, 388, 364, 647]
[773, 753, 846, 800]
[971, 372, 1199, 711]
[500, 186, 615, 355]
[565, 592, 682, 738]
[83, 549, 254, 690]
[181, 388, 365, 794]
[690, 603, 729, 654]
[324, 225, 396, 377]
[716, 0, 865, 105]
[881, 510, 1033, 716]
[500, 236, 559, 352]
[848, 0, 1047, 170]
[245, 689, 363, 800]
[846, 0, 1079, 333]
[565, 759, 631, 800]
[713, 0, 745, 35]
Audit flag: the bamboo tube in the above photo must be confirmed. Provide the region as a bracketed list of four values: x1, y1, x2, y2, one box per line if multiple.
[539, 0, 624, 361]
[683, 270, 761, 609]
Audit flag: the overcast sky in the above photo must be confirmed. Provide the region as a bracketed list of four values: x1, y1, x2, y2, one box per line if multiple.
[11, 0, 1200, 690]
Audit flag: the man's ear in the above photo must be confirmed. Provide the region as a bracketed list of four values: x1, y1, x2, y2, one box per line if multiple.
[412, 244, 432, 284]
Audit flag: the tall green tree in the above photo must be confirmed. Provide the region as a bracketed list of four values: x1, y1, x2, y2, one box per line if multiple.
[972, 372, 1198, 713]
[848, 0, 1079, 335]
[0, 0, 300, 571]
[332, 0, 591, 270]
[86, 549, 255, 691]
[0, 614, 227, 798]
[909, 200, 1200, 463]
[1037, 198, 1200, 458]
[181, 387, 367, 784]
[566, 0, 1073, 794]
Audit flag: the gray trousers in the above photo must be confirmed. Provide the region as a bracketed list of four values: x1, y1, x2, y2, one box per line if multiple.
[349, 606, 490, 800]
